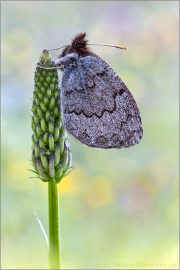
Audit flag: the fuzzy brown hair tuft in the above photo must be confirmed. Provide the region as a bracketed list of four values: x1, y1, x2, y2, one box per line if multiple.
[58, 33, 92, 58]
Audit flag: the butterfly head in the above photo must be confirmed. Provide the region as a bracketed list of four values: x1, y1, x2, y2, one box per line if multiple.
[54, 33, 92, 69]
[58, 33, 92, 58]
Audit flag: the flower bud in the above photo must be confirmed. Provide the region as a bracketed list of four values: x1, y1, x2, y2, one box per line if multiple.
[54, 125, 59, 141]
[36, 156, 49, 181]
[39, 135, 45, 148]
[43, 95, 49, 105]
[59, 134, 64, 154]
[37, 106, 43, 117]
[49, 120, 54, 134]
[35, 141, 40, 156]
[31, 50, 74, 183]
[48, 133, 54, 151]
[36, 123, 42, 136]
[62, 142, 68, 167]
[40, 116, 47, 132]
[54, 104, 59, 117]
[43, 132, 49, 144]
[40, 100, 47, 112]
[67, 151, 72, 167]
[32, 134, 36, 148]
[32, 149, 37, 170]
[33, 112, 39, 124]
[37, 90, 43, 99]
[40, 147, 49, 169]
[54, 142, 60, 166]
[49, 153, 55, 178]
[49, 96, 55, 110]
[45, 110, 51, 122]
[47, 88, 52, 98]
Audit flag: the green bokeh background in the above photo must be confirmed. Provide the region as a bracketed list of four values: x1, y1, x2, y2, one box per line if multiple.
[1, 1, 179, 269]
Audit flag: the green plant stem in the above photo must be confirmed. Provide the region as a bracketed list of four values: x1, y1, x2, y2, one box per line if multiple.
[48, 180, 61, 269]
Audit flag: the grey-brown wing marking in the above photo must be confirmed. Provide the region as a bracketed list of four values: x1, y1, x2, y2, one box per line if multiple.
[61, 54, 143, 149]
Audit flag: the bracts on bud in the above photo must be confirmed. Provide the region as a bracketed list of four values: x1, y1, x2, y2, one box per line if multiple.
[30, 50, 74, 183]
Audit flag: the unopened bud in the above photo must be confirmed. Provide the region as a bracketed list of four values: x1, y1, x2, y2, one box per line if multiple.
[36, 156, 49, 181]
[49, 153, 55, 178]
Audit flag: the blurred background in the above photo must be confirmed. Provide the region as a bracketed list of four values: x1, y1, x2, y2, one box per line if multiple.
[1, 1, 179, 269]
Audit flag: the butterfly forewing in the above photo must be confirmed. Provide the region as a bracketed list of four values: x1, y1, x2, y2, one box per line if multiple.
[61, 53, 143, 149]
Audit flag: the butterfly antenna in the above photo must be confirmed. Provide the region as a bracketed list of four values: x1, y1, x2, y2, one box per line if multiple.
[88, 43, 127, 50]
[47, 45, 69, 51]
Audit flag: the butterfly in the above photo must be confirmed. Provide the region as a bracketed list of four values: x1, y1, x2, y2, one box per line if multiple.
[53, 33, 143, 149]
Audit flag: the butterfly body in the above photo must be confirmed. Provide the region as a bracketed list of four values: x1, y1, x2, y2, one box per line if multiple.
[55, 33, 143, 149]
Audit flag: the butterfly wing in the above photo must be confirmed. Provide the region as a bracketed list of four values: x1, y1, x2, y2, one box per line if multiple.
[61, 54, 143, 149]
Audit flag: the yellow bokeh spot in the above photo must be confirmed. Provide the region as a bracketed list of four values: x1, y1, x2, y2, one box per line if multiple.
[58, 169, 114, 208]
[59, 167, 87, 195]
[82, 176, 114, 208]
[5, 158, 33, 191]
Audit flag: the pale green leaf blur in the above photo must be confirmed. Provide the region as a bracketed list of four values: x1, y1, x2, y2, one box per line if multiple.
[1, 1, 179, 269]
